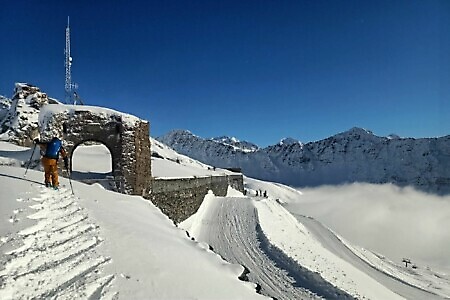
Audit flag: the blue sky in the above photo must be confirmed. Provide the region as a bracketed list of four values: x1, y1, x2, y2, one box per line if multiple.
[0, 0, 449, 146]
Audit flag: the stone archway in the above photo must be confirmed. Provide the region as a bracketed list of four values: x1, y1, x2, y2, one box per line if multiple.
[38, 105, 151, 196]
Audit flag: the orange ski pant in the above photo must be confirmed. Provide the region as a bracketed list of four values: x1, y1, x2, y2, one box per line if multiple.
[42, 157, 59, 187]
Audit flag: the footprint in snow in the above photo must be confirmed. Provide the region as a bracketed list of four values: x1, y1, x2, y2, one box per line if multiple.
[13, 209, 23, 215]
[0, 236, 10, 246]
[9, 215, 19, 224]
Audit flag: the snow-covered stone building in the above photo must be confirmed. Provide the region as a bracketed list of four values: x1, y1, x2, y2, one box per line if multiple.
[39, 104, 151, 196]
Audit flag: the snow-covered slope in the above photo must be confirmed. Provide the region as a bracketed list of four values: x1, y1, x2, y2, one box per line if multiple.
[157, 128, 450, 194]
[0, 143, 265, 300]
[2, 138, 449, 299]
[151, 138, 234, 178]
[2, 83, 449, 298]
[181, 180, 450, 300]
[0, 137, 450, 299]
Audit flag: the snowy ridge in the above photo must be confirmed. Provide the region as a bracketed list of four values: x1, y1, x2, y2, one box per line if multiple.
[150, 138, 234, 178]
[181, 180, 450, 299]
[341, 239, 450, 298]
[254, 197, 403, 299]
[210, 136, 259, 153]
[279, 137, 302, 146]
[157, 128, 450, 194]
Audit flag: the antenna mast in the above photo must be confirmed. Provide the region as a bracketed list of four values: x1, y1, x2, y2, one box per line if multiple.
[65, 16, 78, 104]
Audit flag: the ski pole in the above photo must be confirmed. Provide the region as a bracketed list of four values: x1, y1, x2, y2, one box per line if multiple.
[24, 143, 37, 176]
[67, 166, 74, 195]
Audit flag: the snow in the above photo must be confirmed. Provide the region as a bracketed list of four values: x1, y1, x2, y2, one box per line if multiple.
[158, 128, 450, 195]
[151, 138, 235, 178]
[255, 197, 403, 299]
[246, 178, 450, 299]
[39, 103, 142, 128]
[1, 139, 449, 299]
[0, 142, 265, 299]
[4, 84, 447, 297]
[0, 141, 38, 167]
[283, 184, 450, 270]
[72, 144, 112, 173]
[279, 137, 302, 146]
[181, 186, 404, 299]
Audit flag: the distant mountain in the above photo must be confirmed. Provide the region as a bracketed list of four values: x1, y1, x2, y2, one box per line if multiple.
[157, 128, 450, 194]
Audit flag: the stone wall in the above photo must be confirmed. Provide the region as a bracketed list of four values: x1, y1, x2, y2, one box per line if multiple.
[148, 174, 244, 223]
[123, 121, 151, 196]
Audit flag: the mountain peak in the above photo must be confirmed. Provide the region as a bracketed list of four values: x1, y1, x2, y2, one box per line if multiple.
[347, 127, 374, 135]
[167, 129, 194, 136]
[214, 136, 240, 143]
[279, 137, 301, 146]
[333, 127, 376, 140]
[388, 134, 401, 140]
[211, 135, 259, 152]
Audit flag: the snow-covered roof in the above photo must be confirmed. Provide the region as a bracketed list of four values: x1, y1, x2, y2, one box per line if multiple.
[39, 104, 142, 127]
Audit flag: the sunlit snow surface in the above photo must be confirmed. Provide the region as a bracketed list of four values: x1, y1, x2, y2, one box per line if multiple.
[0, 141, 264, 300]
[1, 140, 449, 299]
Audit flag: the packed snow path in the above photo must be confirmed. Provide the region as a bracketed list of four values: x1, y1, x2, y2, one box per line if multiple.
[0, 185, 115, 300]
[186, 196, 353, 300]
[293, 214, 445, 300]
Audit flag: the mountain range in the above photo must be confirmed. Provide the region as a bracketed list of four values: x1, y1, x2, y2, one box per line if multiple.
[157, 128, 450, 194]
[2, 83, 449, 195]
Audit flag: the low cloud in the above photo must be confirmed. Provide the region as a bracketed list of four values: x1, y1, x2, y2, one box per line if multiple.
[286, 183, 450, 269]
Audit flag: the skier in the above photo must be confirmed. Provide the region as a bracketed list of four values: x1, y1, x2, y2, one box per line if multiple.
[34, 136, 69, 190]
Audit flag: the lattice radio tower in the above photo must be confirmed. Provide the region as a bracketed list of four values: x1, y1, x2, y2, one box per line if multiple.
[65, 16, 78, 104]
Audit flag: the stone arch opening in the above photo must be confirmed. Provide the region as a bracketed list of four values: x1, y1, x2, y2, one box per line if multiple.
[71, 140, 114, 187]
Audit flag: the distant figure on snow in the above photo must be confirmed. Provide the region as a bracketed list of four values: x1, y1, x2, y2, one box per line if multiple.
[263, 190, 267, 198]
[34, 136, 69, 190]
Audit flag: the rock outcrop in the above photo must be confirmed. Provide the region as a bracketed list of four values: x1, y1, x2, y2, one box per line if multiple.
[0, 83, 59, 146]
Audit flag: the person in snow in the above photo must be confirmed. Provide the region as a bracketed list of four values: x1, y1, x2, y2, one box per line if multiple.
[34, 136, 69, 189]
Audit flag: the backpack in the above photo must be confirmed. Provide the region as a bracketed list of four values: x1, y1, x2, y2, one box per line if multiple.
[45, 138, 62, 159]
